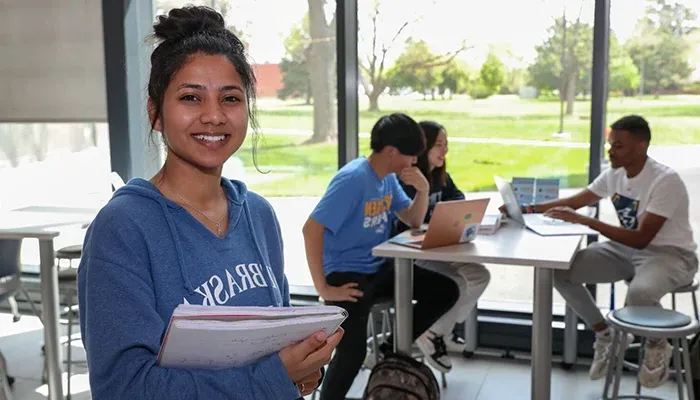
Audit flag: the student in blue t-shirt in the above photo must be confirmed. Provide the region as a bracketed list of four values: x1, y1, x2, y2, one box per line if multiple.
[302, 113, 460, 400]
[78, 6, 339, 400]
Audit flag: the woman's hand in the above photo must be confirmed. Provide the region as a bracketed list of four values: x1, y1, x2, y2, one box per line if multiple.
[319, 282, 363, 302]
[279, 328, 344, 386]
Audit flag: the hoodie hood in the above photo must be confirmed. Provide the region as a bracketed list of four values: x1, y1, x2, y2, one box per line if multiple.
[112, 178, 277, 302]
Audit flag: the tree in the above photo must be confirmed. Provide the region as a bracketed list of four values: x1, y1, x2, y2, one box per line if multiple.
[478, 52, 506, 97]
[278, 17, 312, 103]
[608, 35, 640, 94]
[359, 1, 468, 111]
[528, 14, 593, 115]
[306, 0, 337, 143]
[438, 60, 471, 99]
[626, 0, 697, 95]
[386, 40, 442, 99]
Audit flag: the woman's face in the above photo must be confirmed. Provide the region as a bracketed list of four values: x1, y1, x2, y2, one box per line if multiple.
[428, 130, 448, 170]
[150, 53, 248, 173]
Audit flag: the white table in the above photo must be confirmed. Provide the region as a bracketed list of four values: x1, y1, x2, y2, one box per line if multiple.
[0, 209, 96, 400]
[372, 222, 584, 400]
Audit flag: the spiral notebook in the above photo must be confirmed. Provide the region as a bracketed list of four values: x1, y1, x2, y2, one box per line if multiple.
[157, 304, 347, 370]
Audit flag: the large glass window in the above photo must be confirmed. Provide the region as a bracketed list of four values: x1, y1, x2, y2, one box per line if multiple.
[156, 0, 338, 286]
[0, 122, 112, 265]
[597, 0, 700, 317]
[356, 0, 595, 313]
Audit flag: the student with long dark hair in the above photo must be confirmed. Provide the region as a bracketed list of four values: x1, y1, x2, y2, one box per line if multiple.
[396, 120, 491, 374]
[78, 6, 340, 399]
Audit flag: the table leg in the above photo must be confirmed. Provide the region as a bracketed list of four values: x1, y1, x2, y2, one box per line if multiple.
[39, 239, 63, 400]
[394, 258, 413, 355]
[563, 305, 578, 368]
[464, 309, 478, 354]
[532, 268, 553, 400]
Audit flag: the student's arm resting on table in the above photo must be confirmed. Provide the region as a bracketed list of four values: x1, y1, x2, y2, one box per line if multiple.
[529, 189, 601, 214]
[546, 208, 667, 250]
[78, 208, 300, 400]
[303, 173, 364, 302]
[545, 173, 682, 249]
[550, 174, 687, 249]
[394, 167, 429, 228]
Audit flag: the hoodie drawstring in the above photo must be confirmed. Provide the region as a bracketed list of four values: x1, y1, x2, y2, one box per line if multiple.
[243, 201, 281, 306]
[160, 198, 196, 295]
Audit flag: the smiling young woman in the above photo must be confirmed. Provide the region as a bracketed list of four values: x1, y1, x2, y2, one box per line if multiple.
[76, 6, 341, 400]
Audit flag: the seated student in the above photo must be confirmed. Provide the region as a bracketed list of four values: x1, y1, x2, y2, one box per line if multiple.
[77, 6, 340, 399]
[302, 113, 460, 400]
[503, 115, 698, 387]
[395, 120, 491, 373]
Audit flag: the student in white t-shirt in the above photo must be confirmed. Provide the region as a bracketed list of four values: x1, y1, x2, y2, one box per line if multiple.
[504, 115, 698, 388]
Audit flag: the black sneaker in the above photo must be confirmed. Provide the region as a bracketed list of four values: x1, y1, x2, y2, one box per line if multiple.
[415, 331, 452, 373]
[445, 334, 467, 353]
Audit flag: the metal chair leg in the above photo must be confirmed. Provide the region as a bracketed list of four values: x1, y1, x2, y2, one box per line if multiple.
[636, 338, 645, 396]
[672, 338, 685, 400]
[19, 286, 42, 324]
[66, 292, 74, 400]
[612, 331, 625, 399]
[7, 296, 20, 322]
[682, 338, 695, 400]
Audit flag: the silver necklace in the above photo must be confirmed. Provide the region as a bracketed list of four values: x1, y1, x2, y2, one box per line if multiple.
[166, 182, 227, 237]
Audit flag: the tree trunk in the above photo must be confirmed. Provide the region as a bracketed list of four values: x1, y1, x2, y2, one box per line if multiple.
[368, 90, 380, 112]
[565, 71, 576, 115]
[306, 0, 337, 143]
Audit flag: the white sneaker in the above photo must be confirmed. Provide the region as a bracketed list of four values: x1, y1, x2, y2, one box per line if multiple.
[589, 329, 635, 380]
[415, 331, 452, 373]
[638, 340, 673, 388]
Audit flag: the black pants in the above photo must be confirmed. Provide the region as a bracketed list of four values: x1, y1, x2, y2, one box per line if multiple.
[319, 261, 460, 400]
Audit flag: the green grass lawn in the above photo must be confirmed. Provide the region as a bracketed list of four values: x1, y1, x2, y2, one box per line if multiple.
[236, 94, 699, 197]
[255, 94, 700, 145]
[237, 135, 589, 197]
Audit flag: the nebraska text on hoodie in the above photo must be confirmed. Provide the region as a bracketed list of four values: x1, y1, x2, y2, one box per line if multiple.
[77, 178, 300, 400]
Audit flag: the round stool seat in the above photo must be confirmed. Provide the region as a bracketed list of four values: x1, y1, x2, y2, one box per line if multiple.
[673, 278, 699, 294]
[607, 306, 699, 339]
[58, 268, 78, 282]
[56, 245, 83, 259]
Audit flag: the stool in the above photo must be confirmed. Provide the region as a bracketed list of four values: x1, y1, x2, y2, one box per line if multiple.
[603, 306, 700, 400]
[55, 244, 82, 268]
[366, 301, 393, 368]
[623, 279, 699, 374]
[363, 301, 447, 389]
[672, 279, 699, 320]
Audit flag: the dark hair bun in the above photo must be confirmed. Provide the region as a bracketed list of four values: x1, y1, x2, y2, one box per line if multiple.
[153, 6, 226, 43]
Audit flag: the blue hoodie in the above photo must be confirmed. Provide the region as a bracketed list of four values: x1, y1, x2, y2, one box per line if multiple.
[77, 178, 300, 400]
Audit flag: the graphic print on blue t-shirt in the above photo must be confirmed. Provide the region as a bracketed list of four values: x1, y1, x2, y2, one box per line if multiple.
[611, 193, 640, 229]
[363, 194, 393, 234]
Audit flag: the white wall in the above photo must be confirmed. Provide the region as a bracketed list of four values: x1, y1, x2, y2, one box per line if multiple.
[0, 0, 107, 122]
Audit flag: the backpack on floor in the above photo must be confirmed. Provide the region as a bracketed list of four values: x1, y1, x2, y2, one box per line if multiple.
[363, 351, 440, 400]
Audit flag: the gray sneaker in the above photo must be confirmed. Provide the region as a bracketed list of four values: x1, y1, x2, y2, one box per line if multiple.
[589, 330, 635, 380]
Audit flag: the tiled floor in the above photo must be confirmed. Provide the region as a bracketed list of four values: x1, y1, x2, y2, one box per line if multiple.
[1, 313, 685, 400]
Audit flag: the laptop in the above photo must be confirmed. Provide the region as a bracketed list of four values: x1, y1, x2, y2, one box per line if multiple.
[494, 175, 597, 236]
[389, 198, 490, 249]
